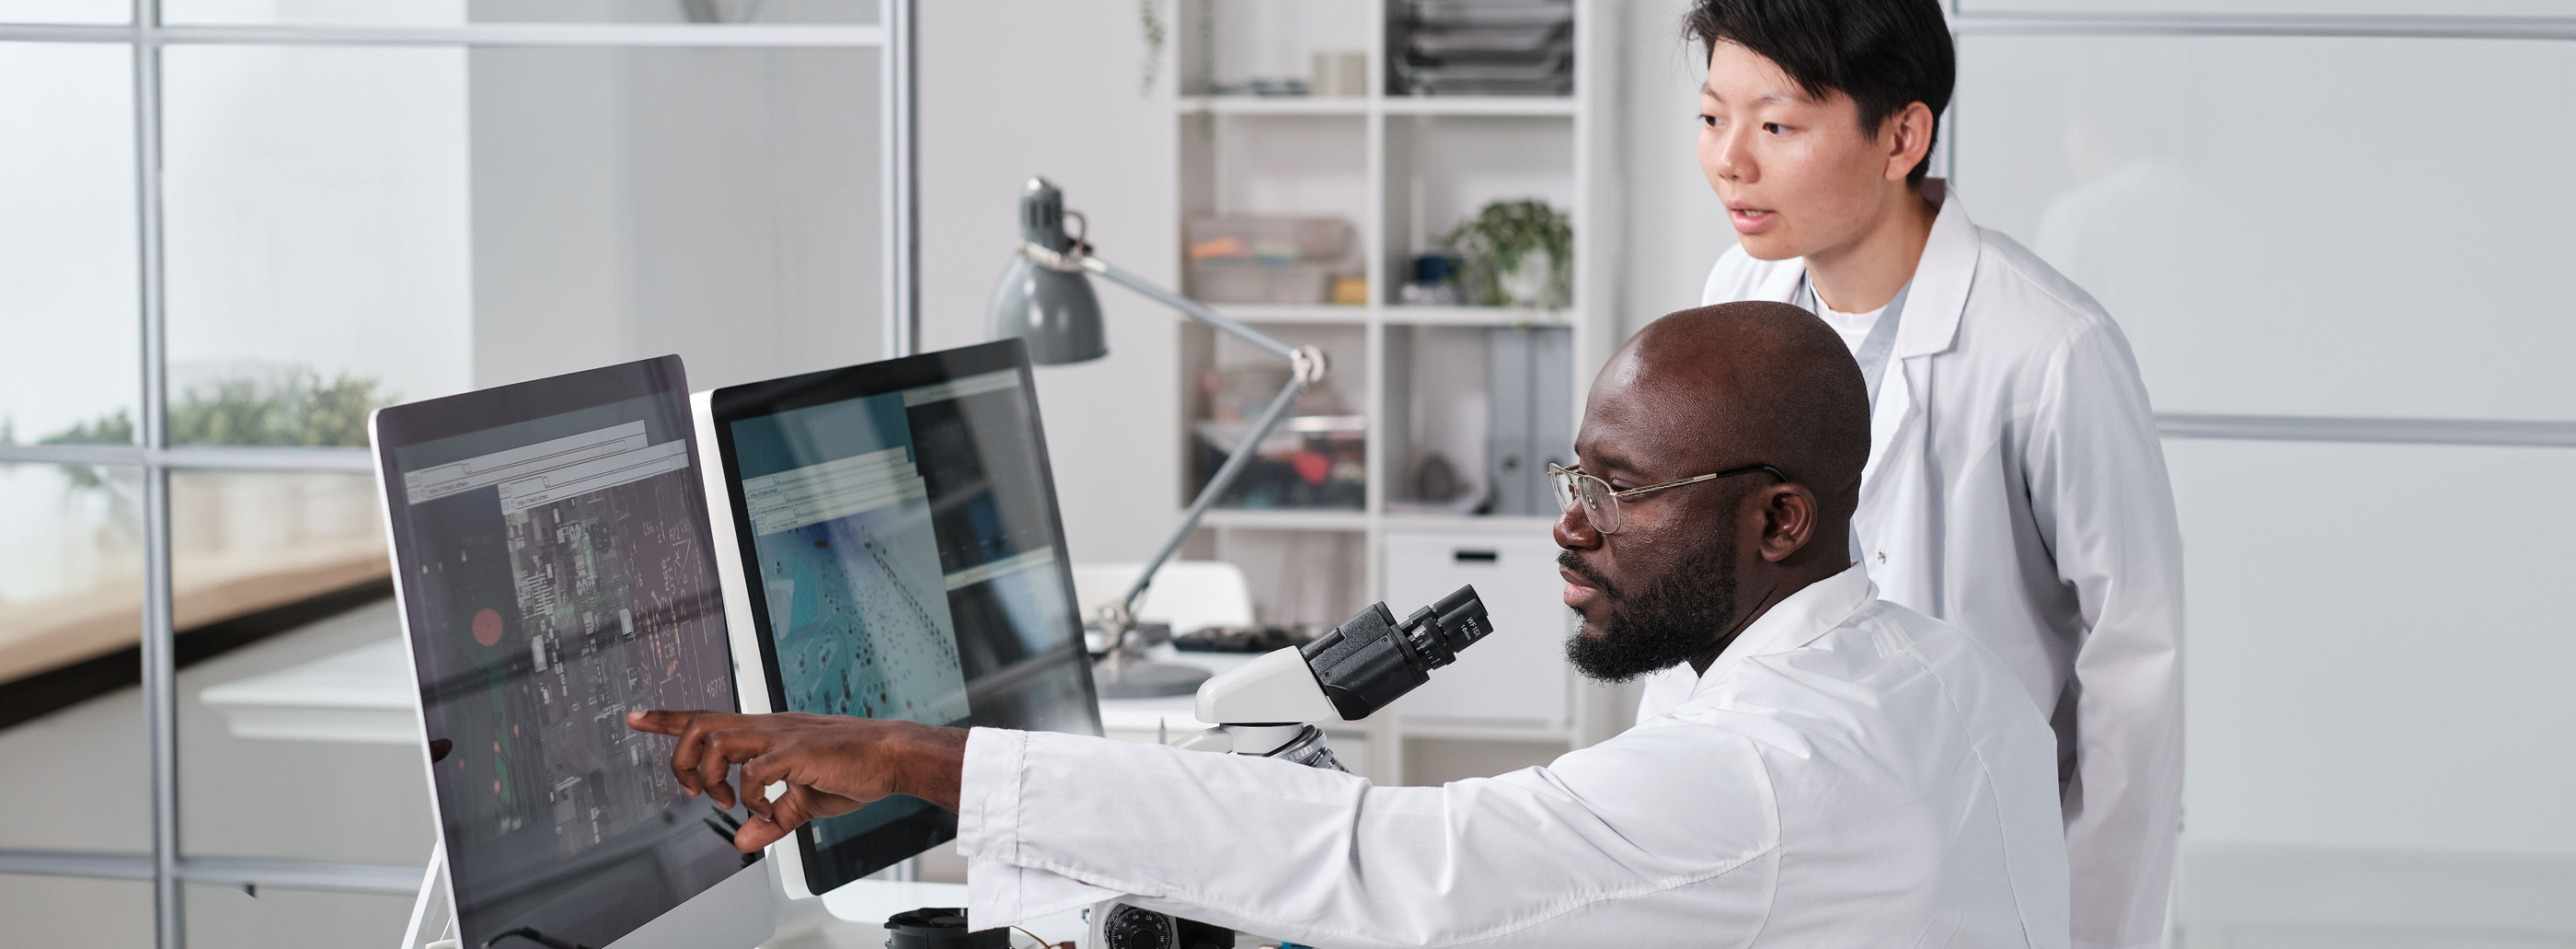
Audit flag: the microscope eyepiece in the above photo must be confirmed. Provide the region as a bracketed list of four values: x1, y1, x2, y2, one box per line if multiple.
[1298, 584, 1491, 721]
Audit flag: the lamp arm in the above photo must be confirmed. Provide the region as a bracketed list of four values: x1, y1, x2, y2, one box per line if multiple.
[1078, 253, 1302, 363]
[1015, 241, 1327, 637]
[1115, 368, 1305, 625]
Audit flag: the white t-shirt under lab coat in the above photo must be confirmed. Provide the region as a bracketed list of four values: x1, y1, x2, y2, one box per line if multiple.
[1815, 301, 1885, 353]
[959, 565, 2069, 948]
[1682, 179, 2186, 949]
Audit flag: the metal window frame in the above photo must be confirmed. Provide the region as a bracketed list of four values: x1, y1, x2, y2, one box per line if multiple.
[0, 3, 912, 945]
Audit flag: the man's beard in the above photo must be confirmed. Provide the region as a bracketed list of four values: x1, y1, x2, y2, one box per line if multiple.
[1561, 539, 1738, 683]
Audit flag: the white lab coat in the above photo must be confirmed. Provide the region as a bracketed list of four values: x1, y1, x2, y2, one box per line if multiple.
[960, 566, 2069, 948]
[1677, 179, 2186, 949]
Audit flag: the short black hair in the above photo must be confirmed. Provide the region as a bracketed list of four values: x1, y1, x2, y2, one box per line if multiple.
[1686, 0, 1955, 187]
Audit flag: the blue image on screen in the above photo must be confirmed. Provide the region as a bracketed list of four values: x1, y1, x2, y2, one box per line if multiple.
[732, 393, 968, 849]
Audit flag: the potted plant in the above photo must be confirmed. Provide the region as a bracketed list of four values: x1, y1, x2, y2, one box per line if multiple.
[1439, 199, 1571, 309]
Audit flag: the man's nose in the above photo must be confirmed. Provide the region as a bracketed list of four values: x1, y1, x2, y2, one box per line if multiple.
[1554, 502, 1601, 550]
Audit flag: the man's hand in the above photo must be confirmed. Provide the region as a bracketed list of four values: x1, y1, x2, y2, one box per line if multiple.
[626, 711, 970, 852]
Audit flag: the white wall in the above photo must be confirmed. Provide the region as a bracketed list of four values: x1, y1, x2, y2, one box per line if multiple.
[1616, 0, 1735, 341]
[0, 43, 137, 442]
[916, 2, 1181, 565]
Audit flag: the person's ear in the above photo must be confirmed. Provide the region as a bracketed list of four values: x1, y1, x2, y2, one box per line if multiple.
[1880, 100, 1936, 183]
[1755, 483, 1817, 563]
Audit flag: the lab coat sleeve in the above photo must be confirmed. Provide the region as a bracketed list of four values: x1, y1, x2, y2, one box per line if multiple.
[956, 724, 1782, 948]
[2023, 320, 2186, 949]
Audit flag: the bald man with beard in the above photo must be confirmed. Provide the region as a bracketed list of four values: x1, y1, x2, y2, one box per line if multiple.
[631, 302, 2071, 948]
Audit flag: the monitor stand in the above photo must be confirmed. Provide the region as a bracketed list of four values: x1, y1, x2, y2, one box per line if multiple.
[394, 839, 775, 949]
[398, 840, 454, 949]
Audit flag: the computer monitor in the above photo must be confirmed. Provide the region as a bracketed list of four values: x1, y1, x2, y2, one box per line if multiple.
[371, 356, 773, 949]
[695, 339, 1103, 898]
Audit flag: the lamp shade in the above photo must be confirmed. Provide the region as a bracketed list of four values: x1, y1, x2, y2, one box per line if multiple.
[988, 178, 1108, 365]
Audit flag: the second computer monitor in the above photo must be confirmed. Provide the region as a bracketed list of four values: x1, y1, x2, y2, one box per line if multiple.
[700, 339, 1102, 895]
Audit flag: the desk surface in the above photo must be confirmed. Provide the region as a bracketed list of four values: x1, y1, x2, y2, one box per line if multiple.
[763, 879, 1089, 948]
[201, 639, 1271, 743]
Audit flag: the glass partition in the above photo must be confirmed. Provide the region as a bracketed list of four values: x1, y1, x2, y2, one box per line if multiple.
[2166, 437, 2576, 942]
[0, 463, 148, 857]
[163, 0, 878, 26]
[160, 42, 883, 442]
[1954, 34, 2576, 421]
[1962, 0, 2576, 15]
[0, 0, 128, 23]
[0, 42, 138, 447]
[0, 8, 896, 943]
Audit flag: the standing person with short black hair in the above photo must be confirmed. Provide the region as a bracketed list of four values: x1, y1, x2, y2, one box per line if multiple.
[1669, 3, 2186, 948]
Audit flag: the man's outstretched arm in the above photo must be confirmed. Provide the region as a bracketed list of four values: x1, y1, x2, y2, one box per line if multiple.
[633, 710, 1785, 947]
[626, 710, 968, 851]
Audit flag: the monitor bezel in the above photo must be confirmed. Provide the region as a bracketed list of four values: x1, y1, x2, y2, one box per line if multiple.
[703, 338, 1105, 895]
[368, 353, 771, 949]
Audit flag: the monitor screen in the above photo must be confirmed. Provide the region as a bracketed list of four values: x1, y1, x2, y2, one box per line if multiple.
[707, 339, 1101, 892]
[372, 356, 758, 949]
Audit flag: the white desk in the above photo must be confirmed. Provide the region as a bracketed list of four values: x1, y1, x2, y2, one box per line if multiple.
[199, 637, 1317, 747]
[764, 879, 1087, 948]
[200, 636, 416, 744]
[210, 638, 1332, 948]
[1098, 646, 1372, 774]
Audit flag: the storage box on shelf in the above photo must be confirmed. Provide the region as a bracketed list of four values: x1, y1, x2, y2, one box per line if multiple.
[1185, 214, 1365, 307]
[1166, 0, 1621, 783]
[1386, 0, 1575, 97]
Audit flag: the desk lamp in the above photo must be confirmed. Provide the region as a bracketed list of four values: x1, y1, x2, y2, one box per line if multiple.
[991, 177, 1328, 698]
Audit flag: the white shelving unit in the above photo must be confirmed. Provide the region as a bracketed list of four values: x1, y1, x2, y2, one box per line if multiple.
[1164, 0, 1626, 784]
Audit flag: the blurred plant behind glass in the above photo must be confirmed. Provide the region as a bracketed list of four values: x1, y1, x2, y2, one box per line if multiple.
[11, 366, 390, 495]
[40, 369, 391, 448]
[0, 367, 397, 688]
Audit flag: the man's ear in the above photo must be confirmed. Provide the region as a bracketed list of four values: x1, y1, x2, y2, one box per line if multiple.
[1880, 101, 1937, 183]
[1756, 483, 1817, 563]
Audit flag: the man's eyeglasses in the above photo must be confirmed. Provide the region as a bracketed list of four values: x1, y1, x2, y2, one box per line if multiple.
[1547, 462, 1788, 535]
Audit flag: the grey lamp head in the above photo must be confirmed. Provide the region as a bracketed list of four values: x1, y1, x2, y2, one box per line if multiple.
[989, 177, 1109, 365]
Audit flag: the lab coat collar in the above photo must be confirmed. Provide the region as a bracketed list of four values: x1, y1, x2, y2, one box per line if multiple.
[1688, 562, 1875, 699]
[1751, 179, 1974, 361]
[1896, 179, 1974, 359]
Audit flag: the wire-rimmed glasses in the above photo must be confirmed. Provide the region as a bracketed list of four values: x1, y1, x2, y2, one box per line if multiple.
[1547, 461, 1788, 535]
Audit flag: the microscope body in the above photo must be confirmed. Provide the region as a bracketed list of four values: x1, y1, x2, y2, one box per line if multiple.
[1196, 583, 1493, 749]
[1085, 584, 1493, 949]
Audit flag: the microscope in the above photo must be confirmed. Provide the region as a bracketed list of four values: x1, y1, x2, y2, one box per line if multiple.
[1087, 584, 1493, 949]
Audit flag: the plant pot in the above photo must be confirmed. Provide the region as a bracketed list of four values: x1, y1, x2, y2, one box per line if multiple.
[1498, 248, 1553, 307]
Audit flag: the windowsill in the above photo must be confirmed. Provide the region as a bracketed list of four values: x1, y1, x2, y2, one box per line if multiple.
[0, 539, 390, 685]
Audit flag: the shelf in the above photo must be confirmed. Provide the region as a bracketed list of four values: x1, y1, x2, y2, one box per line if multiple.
[1177, 96, 1580, 118]
[1172, 0, 1614, 759]
[1381, 306, 1577, 328]
[1197, 507, 1370, 531]
[1379, 95, 1577, 117]
[1197, 305, 1580, 328]
[1380, 513, 1559, 536]
[1179, 96, 1370, 116]
[1211, 304, 1371, 325]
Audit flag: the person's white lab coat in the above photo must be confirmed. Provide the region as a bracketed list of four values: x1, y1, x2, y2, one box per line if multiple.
[960, 565, 2069, 948]
[1680, 179, 2185, 949]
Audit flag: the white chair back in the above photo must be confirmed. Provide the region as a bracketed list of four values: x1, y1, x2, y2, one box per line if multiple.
[1067, 561, 1256, 633]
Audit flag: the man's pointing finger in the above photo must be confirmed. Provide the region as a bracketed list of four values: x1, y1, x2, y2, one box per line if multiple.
[626, 709, 701, 736]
